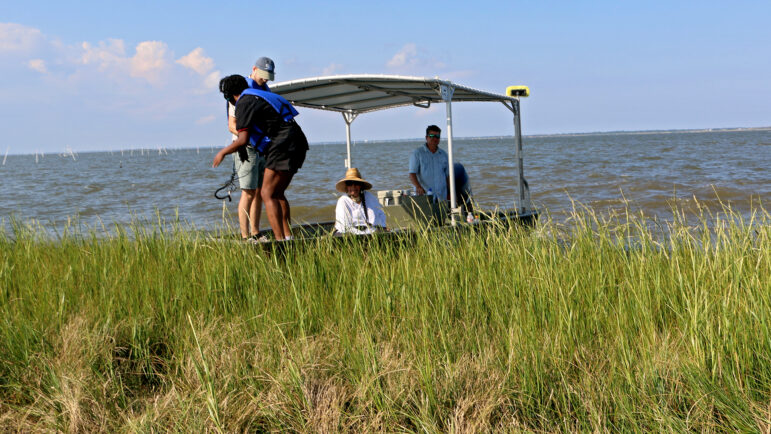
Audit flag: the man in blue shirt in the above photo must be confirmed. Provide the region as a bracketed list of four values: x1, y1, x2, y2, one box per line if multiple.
[408, 125, 449, 202]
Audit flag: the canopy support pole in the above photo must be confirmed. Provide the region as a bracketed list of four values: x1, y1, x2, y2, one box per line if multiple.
[441, 83, 458, 226]
[342, 112, 358, 168]
[514, 99, 526, 214]
[502, 100, 526, 214]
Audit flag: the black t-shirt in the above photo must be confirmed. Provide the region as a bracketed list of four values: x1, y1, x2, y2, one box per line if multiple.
[234, 94, 308, 153]
[234, 94, 284, 137]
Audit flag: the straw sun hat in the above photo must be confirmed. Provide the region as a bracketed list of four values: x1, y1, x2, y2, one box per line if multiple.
[335, 168, 373, 193]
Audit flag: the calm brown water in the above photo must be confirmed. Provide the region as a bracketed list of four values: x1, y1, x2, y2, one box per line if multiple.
[1, 129, 769, 233]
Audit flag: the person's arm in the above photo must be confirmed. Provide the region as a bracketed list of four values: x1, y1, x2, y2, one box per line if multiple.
[212, 130, 248, 167]
[408, 150, 426, 195]
[367, 192, 387, 229]
[228, 103, 238, 135]
[334, 196, 350, 234]
[409, 173, 425, 195]
[228, 116, 238, 136]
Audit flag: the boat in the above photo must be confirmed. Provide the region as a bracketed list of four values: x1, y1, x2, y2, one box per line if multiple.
[242, 75, 537, 243]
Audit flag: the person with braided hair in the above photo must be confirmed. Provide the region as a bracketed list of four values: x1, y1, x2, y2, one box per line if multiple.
[213, 74, 308, 241]
[334, 168, 386, 235]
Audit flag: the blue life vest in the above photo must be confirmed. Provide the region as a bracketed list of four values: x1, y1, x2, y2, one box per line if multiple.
[224, 79, 271, 145]
[237, 88, 300, 153]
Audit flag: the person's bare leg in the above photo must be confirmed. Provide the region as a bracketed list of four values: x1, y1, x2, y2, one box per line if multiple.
[261, 169, 293, 240]
[279, 198, 291, 237]
[278, 172, 294, 237]
[250, 186, 262, 235]
[238, 188, 256, 239]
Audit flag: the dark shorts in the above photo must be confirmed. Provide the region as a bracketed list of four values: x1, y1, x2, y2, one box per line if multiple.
[264, 122, 309, 174]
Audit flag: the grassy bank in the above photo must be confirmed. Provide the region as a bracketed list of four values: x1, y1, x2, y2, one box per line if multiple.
[1, 205, 769, 432]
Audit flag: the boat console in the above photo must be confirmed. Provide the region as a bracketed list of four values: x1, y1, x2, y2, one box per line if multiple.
[377, 190, 448, 228]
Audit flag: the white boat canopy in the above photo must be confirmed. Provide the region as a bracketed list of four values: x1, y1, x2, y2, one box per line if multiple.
[270, 74, 527, 114]
[270, 74, 531, 224]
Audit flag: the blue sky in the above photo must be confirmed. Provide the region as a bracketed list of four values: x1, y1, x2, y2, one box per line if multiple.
[1, 0, 770, 154]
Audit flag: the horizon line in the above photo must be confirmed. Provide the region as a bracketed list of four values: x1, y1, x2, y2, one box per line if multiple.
[2, 125, 770, 157]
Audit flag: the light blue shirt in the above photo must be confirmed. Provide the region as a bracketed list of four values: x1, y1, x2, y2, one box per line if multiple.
[409, 144, 449, 201]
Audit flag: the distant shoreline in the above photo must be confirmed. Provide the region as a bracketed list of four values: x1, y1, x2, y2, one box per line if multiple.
[524, 125, 771, 139]
[311, 125, 771, 146]
[3, 126, 769, 157]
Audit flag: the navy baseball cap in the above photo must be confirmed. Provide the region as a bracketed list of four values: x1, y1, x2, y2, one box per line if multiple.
[254, 57, 275, 81]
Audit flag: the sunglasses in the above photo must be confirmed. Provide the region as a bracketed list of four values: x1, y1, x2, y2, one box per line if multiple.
[427, 134, 440, 139]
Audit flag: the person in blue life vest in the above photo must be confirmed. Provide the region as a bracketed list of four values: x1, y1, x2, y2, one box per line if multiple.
[408, 125, 449, 202]
[224, 57, 276, 242]
[213, 74, 309, 242]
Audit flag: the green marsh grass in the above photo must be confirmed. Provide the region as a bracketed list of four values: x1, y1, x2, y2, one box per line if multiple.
[0, 203, 769, 432]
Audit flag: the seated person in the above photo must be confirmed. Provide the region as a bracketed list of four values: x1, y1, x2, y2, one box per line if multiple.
[453, 162, 473, 215]
[334, 168, 387, 235]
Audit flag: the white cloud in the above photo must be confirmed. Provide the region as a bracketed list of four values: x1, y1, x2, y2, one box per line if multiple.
[188, 69, 222, 95]
[177, 48, 220, 93]
[321, 62, 343, 75]
[0, 23, 44, 53]
[129, 41, 170, 84]
[78, 39, 171, 85]
[386, 43, 448, 74]
[1, 25, 226, 151]
[27, 58, 47, 73]
[2, 23, 210, 89]
[204, 70, 221, 89]
[387, 43, 417, 69]
[176, 47, 214, 75]
[80, 39, 127, 69]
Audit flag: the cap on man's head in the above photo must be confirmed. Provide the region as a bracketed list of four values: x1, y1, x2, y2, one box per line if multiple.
[254, 57, 275, 81]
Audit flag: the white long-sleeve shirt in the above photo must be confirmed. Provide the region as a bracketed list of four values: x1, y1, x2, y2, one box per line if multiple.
[335, 191, 387, 234]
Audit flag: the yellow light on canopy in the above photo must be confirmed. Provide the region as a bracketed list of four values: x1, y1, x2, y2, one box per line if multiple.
[506, 85, 530, 97]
